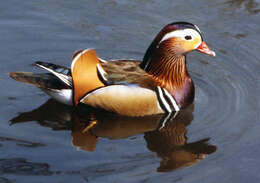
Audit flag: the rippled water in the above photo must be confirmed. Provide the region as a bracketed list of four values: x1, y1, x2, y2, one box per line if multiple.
[1, 0, 260, 182]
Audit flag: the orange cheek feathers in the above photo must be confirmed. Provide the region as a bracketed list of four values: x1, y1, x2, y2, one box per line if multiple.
[182, 37, 201, 53]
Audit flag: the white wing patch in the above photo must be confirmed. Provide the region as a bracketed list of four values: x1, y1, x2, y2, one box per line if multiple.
[80, 85, 164, 116]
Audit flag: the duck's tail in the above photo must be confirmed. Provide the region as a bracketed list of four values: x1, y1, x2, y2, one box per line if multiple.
[9, 59, 73, 90]
[9, 49, 107, 106]
[9, 62, 74, 105]
[9, 72, 71, 89]
[9, 71, 74, 105]
[9, 72, 39, 86]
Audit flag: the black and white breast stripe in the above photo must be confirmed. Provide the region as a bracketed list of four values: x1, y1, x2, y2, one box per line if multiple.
[156, 86, 180, 113]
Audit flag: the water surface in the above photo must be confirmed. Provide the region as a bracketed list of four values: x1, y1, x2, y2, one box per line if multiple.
[0, 0, 260, 182]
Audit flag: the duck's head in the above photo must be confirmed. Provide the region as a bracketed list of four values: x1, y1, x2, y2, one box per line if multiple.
[140, 22, 215, 70]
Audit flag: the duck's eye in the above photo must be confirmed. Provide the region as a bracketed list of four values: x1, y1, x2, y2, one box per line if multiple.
[185, 35, 192, 40]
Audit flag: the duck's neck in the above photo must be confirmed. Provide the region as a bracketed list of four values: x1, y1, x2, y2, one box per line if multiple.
[141, 53, 188, 93]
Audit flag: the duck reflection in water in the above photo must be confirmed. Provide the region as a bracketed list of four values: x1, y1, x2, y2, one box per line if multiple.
[10, 99, 216, 172]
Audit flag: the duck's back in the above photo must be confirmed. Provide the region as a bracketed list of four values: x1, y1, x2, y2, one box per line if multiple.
[101, 60, 157, 89]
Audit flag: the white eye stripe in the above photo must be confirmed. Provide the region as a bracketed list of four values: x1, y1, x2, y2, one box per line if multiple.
[159, 28, 201, 44]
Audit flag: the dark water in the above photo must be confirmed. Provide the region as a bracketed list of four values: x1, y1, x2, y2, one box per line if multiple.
[1, 0, 260, 182]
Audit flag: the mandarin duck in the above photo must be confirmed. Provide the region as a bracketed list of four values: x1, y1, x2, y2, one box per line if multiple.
[9, 22, 215, 117]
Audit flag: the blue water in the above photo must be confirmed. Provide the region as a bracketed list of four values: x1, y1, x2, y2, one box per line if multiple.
[1, 0, 260, 182]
